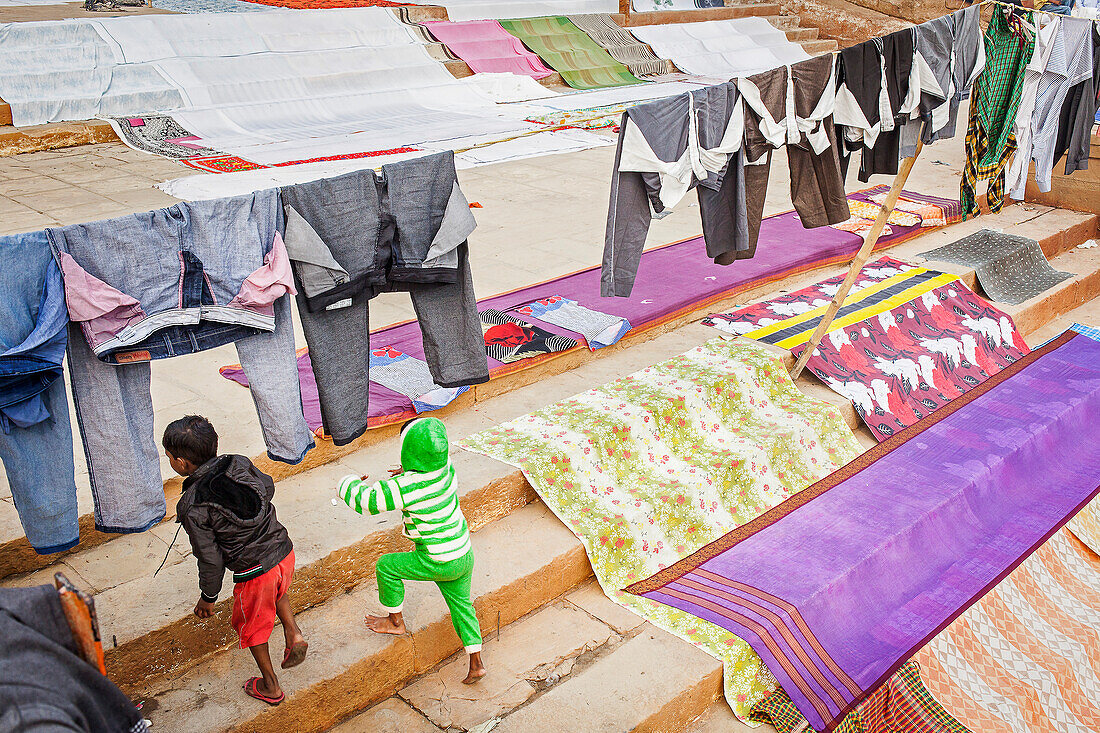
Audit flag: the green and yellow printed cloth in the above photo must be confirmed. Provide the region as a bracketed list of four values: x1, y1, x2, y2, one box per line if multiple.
[460, 338, 861, 718]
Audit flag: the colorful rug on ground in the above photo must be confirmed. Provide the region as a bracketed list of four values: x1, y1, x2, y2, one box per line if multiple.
[790, 280, 1030, 441]
[220, 188, 949, 433]
[498, 16, 644, 90]
[919, 229, 1073, 306]
[108, 114, 420, 174]
[703, 256, 959, 348]
[752, 527, 1100, 733]
[627, 330, 1100, 732]
[459, 338, 864, 720]
[421, 20, 555, 78]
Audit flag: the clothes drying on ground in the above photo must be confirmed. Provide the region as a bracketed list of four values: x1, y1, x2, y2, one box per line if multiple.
[45, 190, 313, 534]
[498, 16, 643, 90]
[791, 279, 1030, 441]
[1053, 22, 1100, 174]
[435, 0, 618, 22]
[368, 347, 470, 413]
[0, 232, 79, 556]
[0, 21, 183, 127]
[961, 6, 1035, 218]
[280, 151, 488, 446]
[703, 256, 958, 348]
[630, 330, 1100, 732]
[740, 54, 850, 257]
[920, 229, 1073, 305]
[567, 13, 668, 78]
[479, 309, 578, 363]
[420, 20, 554, 78]
[631, 0, 697, 10]
[1005, 15, 1095, 199]
[602, 82, 749, 297]
[151, 0, 268, 11]
[629, 17, 810, 79]
[460, 338, 864, 721]
[513, 296, 630, 349]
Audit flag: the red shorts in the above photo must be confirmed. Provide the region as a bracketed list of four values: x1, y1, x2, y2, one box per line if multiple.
[231, 550, 295, 649]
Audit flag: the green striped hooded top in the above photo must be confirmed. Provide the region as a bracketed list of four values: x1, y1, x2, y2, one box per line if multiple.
[337, 417, 471, 563]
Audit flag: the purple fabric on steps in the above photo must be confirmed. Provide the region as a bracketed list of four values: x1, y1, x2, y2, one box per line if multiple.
[629, 331, 1100, 733]
[222, 189, 948, 432]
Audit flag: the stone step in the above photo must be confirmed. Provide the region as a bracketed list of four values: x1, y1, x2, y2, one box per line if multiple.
[624, 3, 781, 26]
[491, 626, 722, 733]
[141, 501, 593, 733]
[687, 699, 777, 732]
[0, 121, 118, 158]
[801, 38, 839, 54]
[333, 585, 772, 733]
[786, 26, 820, 41]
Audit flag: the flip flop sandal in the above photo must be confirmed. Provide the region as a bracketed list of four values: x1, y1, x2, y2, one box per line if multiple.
[281, 640, 309, 670]
[243, 677, 284, 706]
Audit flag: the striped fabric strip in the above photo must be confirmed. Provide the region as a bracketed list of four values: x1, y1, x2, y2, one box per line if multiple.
[704, 258, 957, 350]
[754, 271, 958, 349]
[567, 13, 668, 77]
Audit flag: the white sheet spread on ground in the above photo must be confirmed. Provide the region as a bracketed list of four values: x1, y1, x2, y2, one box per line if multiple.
[41, 9, 544, 164]
[435, 0, 617, 22]
[157, 129, 614, 200]
[0, 20, 181, 126]
[629, 17, 810, 78]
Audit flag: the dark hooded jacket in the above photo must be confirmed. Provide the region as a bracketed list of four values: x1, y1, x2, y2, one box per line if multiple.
[176, 455, 293, 602]
[0, 585, 147, 732]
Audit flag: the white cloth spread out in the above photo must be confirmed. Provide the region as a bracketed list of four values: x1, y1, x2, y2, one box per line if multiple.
[629, 18, 810, 79]
[0, 21, 181, 126]
[157, 129, 614, 200]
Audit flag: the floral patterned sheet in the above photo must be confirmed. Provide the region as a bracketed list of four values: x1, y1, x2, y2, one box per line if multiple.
[460, 338, 862, 719]
[791, 281, 1030, 441]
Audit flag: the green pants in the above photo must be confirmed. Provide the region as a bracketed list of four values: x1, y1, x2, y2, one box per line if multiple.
[376, 549, 482, 651]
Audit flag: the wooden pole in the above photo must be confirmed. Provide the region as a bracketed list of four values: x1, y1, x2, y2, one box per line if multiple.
[789, 139, 925, 379]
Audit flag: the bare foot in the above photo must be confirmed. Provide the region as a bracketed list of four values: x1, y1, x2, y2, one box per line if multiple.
[364, 613, 406, 636]
[463, 653, 487, 685]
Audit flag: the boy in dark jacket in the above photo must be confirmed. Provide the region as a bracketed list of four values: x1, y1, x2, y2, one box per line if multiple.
[164, 415, 307, 706]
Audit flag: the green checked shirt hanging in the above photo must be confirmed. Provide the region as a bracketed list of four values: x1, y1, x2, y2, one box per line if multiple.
[338, 418, 472, 563]
[961, 8, 1034, 219]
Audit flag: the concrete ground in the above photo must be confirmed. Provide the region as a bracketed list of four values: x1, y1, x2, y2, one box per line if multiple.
[0, 132, 973, 526]
[0, 1, 174, 22]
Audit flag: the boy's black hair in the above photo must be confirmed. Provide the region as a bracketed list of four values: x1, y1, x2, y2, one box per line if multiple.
[162, 415, 218, 466]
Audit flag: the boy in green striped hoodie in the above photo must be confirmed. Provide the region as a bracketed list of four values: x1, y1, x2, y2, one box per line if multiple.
[337, 417, 486, 684]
